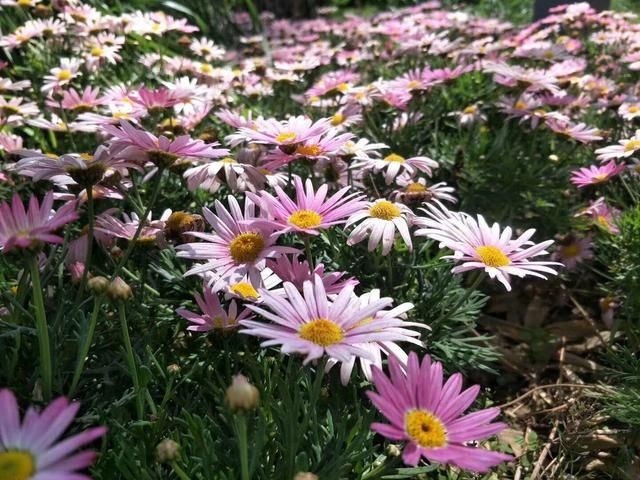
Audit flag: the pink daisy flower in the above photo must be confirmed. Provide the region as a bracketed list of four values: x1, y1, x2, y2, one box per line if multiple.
[570, 161, 625, 188]
[95, 209, 171, 248]
[240, 275, 418, 365]
[367, 352, 512, 472]
[130, 87, 180, 112]
[266, 254, 358, 295]
[414, 203, 560, 291]
[545, 116, 603, 144]
[176, 282, 252, 332]
[249, 176, 365, 235]
[576, 197, 620, 234]
[237, 116, 332, 153]
[327, 288, 424, 385]
[103, 120, 228, 167]
[176, 196, 299, 283]
[15, 145, 139, 187]
[45, 86, 103, 112]
[552, 235, 593, 270]
[0, 192, 78, 253]
[0, 389, 107, 479]
[354, 152, 438, 185]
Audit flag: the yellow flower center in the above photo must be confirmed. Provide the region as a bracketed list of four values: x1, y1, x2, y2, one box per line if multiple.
[0, 451, 35, 480]
[624, 140, 640, 152]
[299, 318, 344, 346]
[407, 80, 421, 89]
[308, 95, 321, 104]
[288, 209, 322, 229]
[330, 113, 345, 126]
[90, 46, 103, 57]
[628, 106, 640, 114]
[369, 201, 401, 221]
[275, 132, 297, 143]
[229, 232, 265, 263]
[405, 182, 427, 193]
[383, 153, 405, 163]
[295, 144, 323, 157]
[405, 410, 447, 449]
[593, 174, 608, 183]
[475, 245, 511, 267]
[514, 100, 527, 110]
[230, 282, 259, 300]
[221, 157, 236, 164]
[561, 244, 580, 258]
[463, 105, 477, 114]
[336, 82, 350, 93]
[1, 105, 20, 114]
[56, 69, 73, 81]
[17, 0, 33, 5]
[596, 215, 610, 228]
[80, 153, 93, 161]
[199, 63, 213, 74]
[543, 50, 555, 59]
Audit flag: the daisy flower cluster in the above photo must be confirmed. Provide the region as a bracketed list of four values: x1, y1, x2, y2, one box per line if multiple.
[0, 0, 638, 477]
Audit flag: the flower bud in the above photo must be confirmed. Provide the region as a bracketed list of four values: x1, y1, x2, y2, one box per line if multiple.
[88, 275, 110, 294]
[225, 374, 259, 411]
[386, 444, 401, 457]
[167, 364, 181, 375]
[155, 439, 180, 464]
[294, 473, 318, 480]
[107, 277, 133, 301]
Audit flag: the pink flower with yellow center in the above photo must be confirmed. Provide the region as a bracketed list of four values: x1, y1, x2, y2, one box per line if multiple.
[240, 275, 420, 366]
[250, 176, 365, 235]
[0, 389, 107, 480]
[367, 352, 512, 472]
[176, 196, 299, 283]
[0, 192, 78, 253]
[176, 281, 252, 332]
[103, 120, 228, 168]
[570, 161, 625, 188]
[415, 202, 560, 291]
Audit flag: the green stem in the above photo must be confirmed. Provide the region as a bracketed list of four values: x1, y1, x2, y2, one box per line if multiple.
[170, 461, 192, 480]
[74, 186, 95, 303]
[235, 414, 250, 480]
[110, 169, 165, 281]
[362, 456, 400, 480]
[303, 235, 314, 271]
[118, 301, 144, 419]
[386, 253, 393, 291]
[68, 296, 101, 397]
[448, 270, 485, 319]
[28, 255, 52, 400]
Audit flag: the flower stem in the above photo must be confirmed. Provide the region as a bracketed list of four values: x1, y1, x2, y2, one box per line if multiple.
[28, 255, 52, 400]
[68, 296, 101, 397]
[303, 235, 314, 271]
[170, 461, 192, 480]
[118, 300, 144, 419]
[234, 414, 250, 480]
[110, 168, 164, 281]
[448, 270, 485, 319]
[74, 186, 95, 302]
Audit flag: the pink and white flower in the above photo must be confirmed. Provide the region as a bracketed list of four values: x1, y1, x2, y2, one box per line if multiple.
[415, 203, 560, 291]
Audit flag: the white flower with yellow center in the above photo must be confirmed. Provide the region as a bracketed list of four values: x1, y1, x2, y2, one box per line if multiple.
[346, 199, 414, 255]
